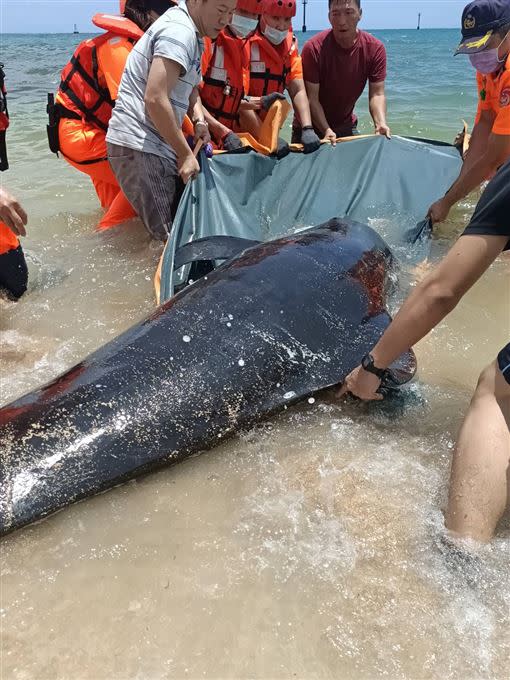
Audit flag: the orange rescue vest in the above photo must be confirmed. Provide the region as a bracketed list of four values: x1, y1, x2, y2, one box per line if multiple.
[0, 221, 19, 256]
[248, 29, 296, 97]
[56, 15, 143, 132]
[201, 30, 248, 127]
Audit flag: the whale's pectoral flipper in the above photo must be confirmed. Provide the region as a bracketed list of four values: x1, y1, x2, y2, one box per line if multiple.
[174, 236, 261, 269]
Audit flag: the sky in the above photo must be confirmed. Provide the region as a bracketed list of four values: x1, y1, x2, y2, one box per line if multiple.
[0, 0, 468, 33]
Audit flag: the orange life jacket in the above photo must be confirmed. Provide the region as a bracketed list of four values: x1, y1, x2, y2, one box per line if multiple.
[56, 15, 143, 132]
[0, 221, 19, 256]
[248, 29, 296, 97]
[201, 30, 248, 128]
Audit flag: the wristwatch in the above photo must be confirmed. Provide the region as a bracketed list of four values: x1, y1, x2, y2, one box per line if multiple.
[361, 353, 387, 379]
[193, 119, 208, 128]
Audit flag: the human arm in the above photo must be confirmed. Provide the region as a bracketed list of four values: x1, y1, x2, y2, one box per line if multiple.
[459, 109, 495, 175]
[368, 81, 390, 138]
[427, 130, 510, 224]
[338, 233, 508, 400]
[144, 56, 199, 183]
[301, 40, 336, 145]
[187, 88, 211, 145]
[287, 79, 320, 153]
[0, 187, 27, 237]
[305, 80, 336, 145]
[97, 38, 133, 101]
[288, 79, 312, 127]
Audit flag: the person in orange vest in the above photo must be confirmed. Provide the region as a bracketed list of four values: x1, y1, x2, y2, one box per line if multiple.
[47, 0, 173, 231]
[0, 188, 28, 300]
[199, 0, 264, 151]
[0, 64, 28, 300]
[241, 0, 320, 156]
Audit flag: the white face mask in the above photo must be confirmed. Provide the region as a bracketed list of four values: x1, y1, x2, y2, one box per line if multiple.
[262, 23, 288, 45]
[230, 12, 258, 38]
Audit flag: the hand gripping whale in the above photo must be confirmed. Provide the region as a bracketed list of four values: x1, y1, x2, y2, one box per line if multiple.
[0, 219, 416, 536]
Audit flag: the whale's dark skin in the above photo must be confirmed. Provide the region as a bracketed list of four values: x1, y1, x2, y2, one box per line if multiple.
[0, 219, 416, 536]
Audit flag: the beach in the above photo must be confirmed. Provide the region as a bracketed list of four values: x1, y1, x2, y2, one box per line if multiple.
[1, 29, 509, 679]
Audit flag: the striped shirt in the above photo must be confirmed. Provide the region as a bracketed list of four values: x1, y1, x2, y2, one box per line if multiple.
[106, 1, 203, 164]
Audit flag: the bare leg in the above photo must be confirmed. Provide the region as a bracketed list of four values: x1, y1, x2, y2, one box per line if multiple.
[446, 360, 510, 543]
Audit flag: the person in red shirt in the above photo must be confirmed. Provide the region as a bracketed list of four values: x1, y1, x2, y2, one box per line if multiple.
[294, 0, 390, 144]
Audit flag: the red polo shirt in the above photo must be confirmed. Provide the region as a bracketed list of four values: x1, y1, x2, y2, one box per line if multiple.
[297, 29, 387, 136]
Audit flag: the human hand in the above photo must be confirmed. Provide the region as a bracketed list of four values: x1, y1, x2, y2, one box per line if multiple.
[194, 120, 211, 146]
[375, 122, 391, 139]
[324, 128, 337, 146]
[301, 126, 321, 154]
[275, 137, 290, 159]
[427, 197, 451, 225]
[260, 92, 287, 111]
[0, 188, 27, 237]
[179, 152, 200, 184]
[336, 365, 383, 401]
[222, 131, 244, 151]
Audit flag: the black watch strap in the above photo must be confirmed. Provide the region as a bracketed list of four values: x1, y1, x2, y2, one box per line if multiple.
[361, 353, 387, 379]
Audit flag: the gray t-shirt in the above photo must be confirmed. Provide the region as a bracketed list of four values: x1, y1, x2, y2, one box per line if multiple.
[106, 1, 203, 164]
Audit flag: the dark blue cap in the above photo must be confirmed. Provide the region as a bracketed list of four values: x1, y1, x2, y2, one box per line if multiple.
[455, 0, 510, 54]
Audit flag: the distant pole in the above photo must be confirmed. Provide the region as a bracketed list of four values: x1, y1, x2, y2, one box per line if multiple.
[417, 12, 421, 30]
[302, 0, 307, 33]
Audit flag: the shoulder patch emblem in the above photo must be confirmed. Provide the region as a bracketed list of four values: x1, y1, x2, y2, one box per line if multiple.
[500, 87, 510, 107]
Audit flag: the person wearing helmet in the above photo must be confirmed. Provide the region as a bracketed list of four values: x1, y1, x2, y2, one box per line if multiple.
[199, 0, 261, 151]
[427, 0, 510, 226]
[241, 0, 321, 156]
[49, 0, 173, 231]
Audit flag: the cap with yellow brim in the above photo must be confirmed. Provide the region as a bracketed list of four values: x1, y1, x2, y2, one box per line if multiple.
[455, 28, 495, 54]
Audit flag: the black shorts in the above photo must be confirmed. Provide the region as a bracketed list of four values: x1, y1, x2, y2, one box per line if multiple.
[498, 343, 510, 385]
[0, 245, 28, 300]
[462, 158, 510, 250]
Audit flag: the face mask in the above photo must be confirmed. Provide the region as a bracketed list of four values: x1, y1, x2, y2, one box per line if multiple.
[469, 31, 509, 75]
[230, 12, 258, 38]
[469, 48, 504, 74]
[262, 24, 288, 46]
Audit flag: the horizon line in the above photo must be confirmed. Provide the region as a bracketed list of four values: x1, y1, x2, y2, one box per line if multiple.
[2, 26, 461, 34]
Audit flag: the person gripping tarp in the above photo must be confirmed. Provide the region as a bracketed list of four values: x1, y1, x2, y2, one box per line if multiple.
[155, 135, 463, 303]
[0, 65, 29, 300]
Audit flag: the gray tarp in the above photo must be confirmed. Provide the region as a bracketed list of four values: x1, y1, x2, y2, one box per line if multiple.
[159, 135, 462, 302]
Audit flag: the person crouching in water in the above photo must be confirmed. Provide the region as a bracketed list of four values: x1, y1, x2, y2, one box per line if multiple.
[49, 0, 173, 231]
[199, 0, 263, 151]
[239, 0, 321, 156]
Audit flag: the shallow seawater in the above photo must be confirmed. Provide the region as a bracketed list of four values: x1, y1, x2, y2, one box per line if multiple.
[1, 30, 510, 680]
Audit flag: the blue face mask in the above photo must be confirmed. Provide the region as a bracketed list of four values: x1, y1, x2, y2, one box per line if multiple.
[262, 24, 288, 45]
[230, 12, 258, 38]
